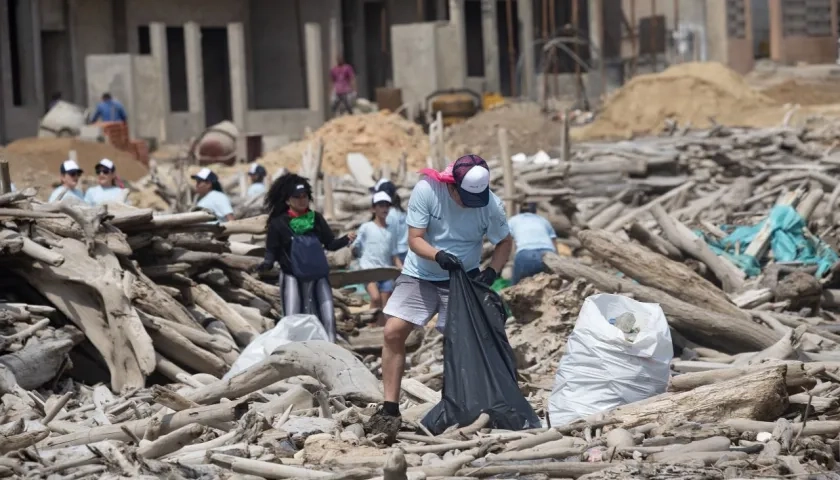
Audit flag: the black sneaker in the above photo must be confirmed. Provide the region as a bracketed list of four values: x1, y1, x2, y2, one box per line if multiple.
[364, 406, 402, 445]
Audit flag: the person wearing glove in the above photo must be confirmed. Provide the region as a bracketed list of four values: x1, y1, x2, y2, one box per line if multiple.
[261, 173, 356, 341]
[366, 154, 512, 443]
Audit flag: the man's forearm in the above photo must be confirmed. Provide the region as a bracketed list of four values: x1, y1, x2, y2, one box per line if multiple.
[408, 236, 439, 262]
[489, 236, 513, 273]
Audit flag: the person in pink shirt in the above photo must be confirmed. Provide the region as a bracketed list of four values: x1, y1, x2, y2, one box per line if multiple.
[330, 56, 356, 117]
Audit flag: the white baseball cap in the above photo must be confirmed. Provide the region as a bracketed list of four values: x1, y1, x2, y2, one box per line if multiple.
[60, 160, 83, 174]
[372, 191, 393, 205]
[191, 167, 218, 182]
[453, 155, 490, 208]
[96, 158, 115, 170]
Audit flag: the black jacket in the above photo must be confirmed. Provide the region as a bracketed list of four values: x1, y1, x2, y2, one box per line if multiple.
[264, 210, 351, 274]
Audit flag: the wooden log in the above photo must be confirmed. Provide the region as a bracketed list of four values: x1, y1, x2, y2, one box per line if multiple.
[668, 361, 813, 392]
[210, 453, 331, 478]
[139, 313, 228, 377]
[627, 221, 682, 259]
[543, 254, 779, 352]
[39, 400, 251, 449]
[650, 204, 745, 292]
[189, 284, 259, 347]
[137, 424, 204, 458]
[456, 462, 608, 478]
[185, 341, 383, 405]
[578, 229, 746, 319]
[0, 229, 64, 266]
[603, 365, 788, 428]
[604, 180, 696, 232]
[725, 418, 840, 436]
[220, 214, 268, 235]
[0, 336, 79, 391]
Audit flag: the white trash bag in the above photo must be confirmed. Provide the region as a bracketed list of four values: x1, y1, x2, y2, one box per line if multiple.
[548, 294, 673, 426]
[223, 314, 329, 380]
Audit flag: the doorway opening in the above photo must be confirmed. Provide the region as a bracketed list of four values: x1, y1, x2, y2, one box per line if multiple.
[201, 27, 232, 126]
[363, 2, 389, 97]
[167, 27, 188, 112]
[465, 0, 485, 77]
[496, 0, 520, 96]
[6, 0, 23, 105]
[751, 0, 770, 59]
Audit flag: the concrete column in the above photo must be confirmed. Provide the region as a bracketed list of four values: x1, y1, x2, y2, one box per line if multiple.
[30, 0, 44, 108]
[481, 0, 500, 92]
[449, 0, 467, 81]
[149, 22, 169, 141]
[184, 21, 205, 128]
[517, 0, 535, 99]
[227, 22, 248, 131]
[0, 0, 8, 142]
[304, 23, 325, 119]
[329, 16, 340, 64]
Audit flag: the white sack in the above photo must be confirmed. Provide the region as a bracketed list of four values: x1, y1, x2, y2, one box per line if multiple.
[548, 294, 673, 426]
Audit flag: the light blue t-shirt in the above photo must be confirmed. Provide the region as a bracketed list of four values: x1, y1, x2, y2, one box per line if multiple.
[196, 190, 234, 222]
[48, 185, 84, 203]
[246, 182, 266, 198]
[402, 178, 510, 281]
[386, 207, 408, 254]
[508, 212, 557, 254]
[84, 185, 127, 206]
[353, 220, 398, 269]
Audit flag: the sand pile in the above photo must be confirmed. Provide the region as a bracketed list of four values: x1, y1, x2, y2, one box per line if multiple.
[445, 102, 563, 159]
[253, 112, 430, 176]
[3, 137, 147, 198]
[576, 62, 776, 140]
[760, 79, 840, 106]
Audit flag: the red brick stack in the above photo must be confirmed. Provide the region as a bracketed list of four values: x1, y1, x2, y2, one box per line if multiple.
[129, 139, 149, 166]
[96, 121, 149, 166]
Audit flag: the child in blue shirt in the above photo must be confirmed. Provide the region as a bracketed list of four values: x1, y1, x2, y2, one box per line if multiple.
[353, 191, 403, 314]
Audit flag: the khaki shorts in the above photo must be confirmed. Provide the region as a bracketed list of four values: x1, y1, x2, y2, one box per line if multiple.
[383, 274, 451, 332]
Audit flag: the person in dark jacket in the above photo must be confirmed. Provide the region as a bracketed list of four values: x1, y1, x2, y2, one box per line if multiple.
[258, 173, 356, 341]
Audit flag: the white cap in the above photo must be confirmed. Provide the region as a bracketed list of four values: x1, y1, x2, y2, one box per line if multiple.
[248, 163, 261, 174]
[459, 166, 489, 194]
[372, 191, 392, 204]
[61, 160, 82, 173]
[194, 167, 213, 180]
[97, 158, 115, 170]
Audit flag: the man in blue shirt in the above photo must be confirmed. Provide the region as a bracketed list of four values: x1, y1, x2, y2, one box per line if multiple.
[367, 154, 513, 442]
[508, 203, 558, 284]
[89, 93, 127, 123]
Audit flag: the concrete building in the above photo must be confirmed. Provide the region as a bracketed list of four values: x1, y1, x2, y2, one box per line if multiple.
[2, 0, 840, 145]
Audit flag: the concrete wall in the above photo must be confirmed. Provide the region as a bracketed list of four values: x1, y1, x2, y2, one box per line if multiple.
[0, 0, 45, 141]
[245, 109, 322, 140]
[132, 55, 166, 140]
[69, 0, 116, 105]
[769, 0, 837, 64]
[392, 22, 440, 119]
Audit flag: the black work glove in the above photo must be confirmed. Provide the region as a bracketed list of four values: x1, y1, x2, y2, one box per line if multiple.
[435, 250, 461, 271]
[254, 261, 274, 273]
[475, 267, 497, 286]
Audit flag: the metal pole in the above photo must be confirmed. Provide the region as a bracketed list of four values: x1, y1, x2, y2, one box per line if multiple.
[630, 0, 637, 76]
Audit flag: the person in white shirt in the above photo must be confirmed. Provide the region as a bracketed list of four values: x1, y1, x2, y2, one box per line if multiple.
[84, 159, 128, 206]
[192, 167, 234, 222]
[371, 179, 408, 263]
[353, 191, 403, 315]
[246, 163, 267, 198]
[48, 160, 85, 202]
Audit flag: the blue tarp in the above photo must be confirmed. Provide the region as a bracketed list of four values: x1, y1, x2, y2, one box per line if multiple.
[700, 205, 839, 278]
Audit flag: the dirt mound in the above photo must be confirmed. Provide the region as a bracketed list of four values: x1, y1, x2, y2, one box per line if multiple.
[502, 274, 597, 369]
[3, 137, 147, 199]
[576, 62, 776, 140]
[253, 112, 430, 176]
[760, 79, 840, 106]
[446, 102, 562, 158]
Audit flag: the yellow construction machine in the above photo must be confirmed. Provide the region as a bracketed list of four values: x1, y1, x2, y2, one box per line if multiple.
[424, 89, 504, 128]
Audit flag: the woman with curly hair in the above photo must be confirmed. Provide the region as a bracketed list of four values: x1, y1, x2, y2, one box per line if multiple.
[258, 173, 356, 341]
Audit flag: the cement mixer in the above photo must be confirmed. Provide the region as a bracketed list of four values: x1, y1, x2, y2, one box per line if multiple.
[190, 121, 239, 166]
[38, 101, 88, 138]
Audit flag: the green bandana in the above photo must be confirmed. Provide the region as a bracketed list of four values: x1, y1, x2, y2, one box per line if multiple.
[289, 210, 315, 235]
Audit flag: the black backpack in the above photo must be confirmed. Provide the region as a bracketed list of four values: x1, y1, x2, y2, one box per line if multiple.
[288, 233, 330, 281]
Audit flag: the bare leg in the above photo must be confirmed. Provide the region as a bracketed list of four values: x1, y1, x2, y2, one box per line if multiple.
[314, 277, 337, 342]
[283, 275, 301, 315]
[365, 282, 382, 309]
[381, 316, 415, 403]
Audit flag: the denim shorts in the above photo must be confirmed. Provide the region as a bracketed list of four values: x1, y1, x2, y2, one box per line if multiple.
[377, 279, 395, 293]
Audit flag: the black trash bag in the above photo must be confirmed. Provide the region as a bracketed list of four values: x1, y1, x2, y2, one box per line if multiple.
[421, 268, 541, 434]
